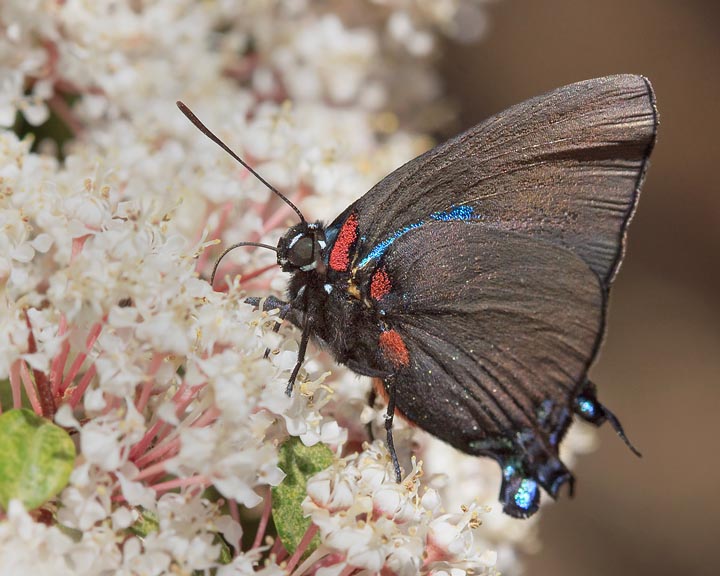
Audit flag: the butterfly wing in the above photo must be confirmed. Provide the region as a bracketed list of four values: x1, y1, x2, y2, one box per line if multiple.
[370, 221, 603, 517]
[316, 74, 657, 517]
[327, 74, 657, 287]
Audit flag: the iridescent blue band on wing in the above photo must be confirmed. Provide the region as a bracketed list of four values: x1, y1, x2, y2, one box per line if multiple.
[429, 205, 475, 221]
[357, 206, 478, 268]
[357, 221, 424, 268]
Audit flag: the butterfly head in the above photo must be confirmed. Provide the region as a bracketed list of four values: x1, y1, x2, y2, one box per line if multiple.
[277, 221, 327, 274]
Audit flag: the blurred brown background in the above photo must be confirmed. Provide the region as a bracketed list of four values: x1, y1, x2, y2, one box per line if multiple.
[442, 1, 719, 575]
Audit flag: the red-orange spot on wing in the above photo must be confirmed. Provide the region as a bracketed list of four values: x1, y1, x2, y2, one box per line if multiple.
[379, 329, 410, 367]
[329, 213, 358, 271]
[370, 267, 391, 300]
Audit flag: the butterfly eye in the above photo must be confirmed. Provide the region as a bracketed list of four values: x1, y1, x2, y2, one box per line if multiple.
[288, 236, 315, 267]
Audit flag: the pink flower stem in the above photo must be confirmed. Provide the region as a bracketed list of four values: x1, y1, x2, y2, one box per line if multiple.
[239, 263, 276, 284]
[135, 397, 218, 468]
[166, 383, 207, 422]
[284, 523, 319, 574]
[259, 184, 311, 236]
[48, 93, 84, 137]
[134, 436, 181, 468]
[70, 235, 90, 261]
[171, 380, 189, 404]
[50, 314, 69, 397]
[129, 380, 192, 461]
[68, 364, 97, 408]
[135, 353, 165, 413]
[101, 394, 120, 415]
[229, 498, 240, 523]
[129, 420, 165, 462]
[269, 537, 287, 562]
[8, 361, 23, 410]
[175, 383, 206, 411]
[24, 310, 55, 417]
[152, 422, 177, 447]
[150, 474, 209, 494]
[60, 320, 104, 394]
[252, 490, 272, 550]
[18, 361, 42, 415]
[133, 460, 169, 482]
[190, 405, 221, 428]
[228, 499, 242, 554]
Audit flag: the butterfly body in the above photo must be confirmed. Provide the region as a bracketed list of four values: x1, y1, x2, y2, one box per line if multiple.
[275, 218, 404, 379]
[185, 74, 658, 518]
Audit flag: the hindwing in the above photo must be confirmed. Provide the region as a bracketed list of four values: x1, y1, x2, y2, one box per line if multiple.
[368, 221, 604, 516]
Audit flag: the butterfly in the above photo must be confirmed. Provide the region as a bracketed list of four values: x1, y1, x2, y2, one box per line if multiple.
[178, 74, 658, 518]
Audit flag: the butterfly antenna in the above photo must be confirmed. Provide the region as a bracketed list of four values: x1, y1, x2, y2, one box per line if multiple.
[176, 101, 306, 223]
[210, 241, 277, 287]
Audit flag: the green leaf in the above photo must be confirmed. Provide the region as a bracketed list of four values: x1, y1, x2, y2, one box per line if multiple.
[128, 508, 159, 538]
[0, 408, 76, 511]
[0, 378, 33, 410]
[271, 437, 334, 556]
[215, 533, 233, 565]
[13, 93, 77, 158]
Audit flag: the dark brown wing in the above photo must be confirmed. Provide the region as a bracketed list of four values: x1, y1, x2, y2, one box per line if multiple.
[330, 74, 657, 288]
[372, 221, 603, 516]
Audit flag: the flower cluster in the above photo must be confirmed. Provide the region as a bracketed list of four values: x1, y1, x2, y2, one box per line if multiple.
[301, 442, 497, 576]
[0, 1, 594, 574]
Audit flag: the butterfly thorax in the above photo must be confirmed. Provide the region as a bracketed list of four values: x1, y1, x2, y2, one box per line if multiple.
[279, 221, 393, 378]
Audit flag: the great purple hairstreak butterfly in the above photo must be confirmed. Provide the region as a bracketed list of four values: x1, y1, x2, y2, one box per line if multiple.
[178, 74, 658, 518]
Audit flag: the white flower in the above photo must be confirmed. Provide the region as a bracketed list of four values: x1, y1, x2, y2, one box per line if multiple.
[217, 550, 285, 576]
[68, 524, 124, 575]
[57, 465, 114, 531]
[0, 297, 30, 379]
[116, 463, 157, 509]
[118, 536, 171, 576]
[0, 2, 567, 574]
[304, 442, 497, 575]
[0, 500, 75, 575]
[165, 420, 285, 508]
[79, 400, 146, 471]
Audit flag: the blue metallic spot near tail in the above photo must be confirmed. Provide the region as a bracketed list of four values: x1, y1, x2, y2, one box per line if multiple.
[514, 479, 538, 510]
[578, 398, 596, 418]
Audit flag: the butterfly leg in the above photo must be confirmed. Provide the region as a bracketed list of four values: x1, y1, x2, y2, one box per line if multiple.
[244, 296, 293, 358]
[285, 325, 310, 396]
[365, 386, 378, 441]
[263, 303, 292, 359]
[574, 379, 642, 457]
[244, 295, 288, 311]
[383, 376, 402, 483]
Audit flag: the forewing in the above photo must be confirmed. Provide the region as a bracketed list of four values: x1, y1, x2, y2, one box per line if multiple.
[373, 221, 603, 515]
[336, 75, 657, 286]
